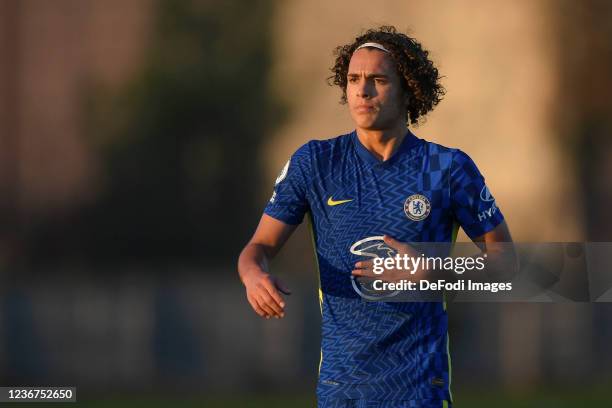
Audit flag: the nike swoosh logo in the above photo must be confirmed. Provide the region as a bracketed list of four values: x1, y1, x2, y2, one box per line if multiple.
[327, 197, 353, 206]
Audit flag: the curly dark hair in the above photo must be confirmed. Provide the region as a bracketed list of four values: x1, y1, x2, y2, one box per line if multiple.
[329, 26, 445, 125]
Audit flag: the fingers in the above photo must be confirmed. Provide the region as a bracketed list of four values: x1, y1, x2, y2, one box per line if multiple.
[384, 234, 417, 256]
[247, 295, 268, 318]
[257, 296, 280, 318]
[383, 234, 403, 251]
[351, 269, 373, 277]
[352, 259, 375, 278]
[249, 292, 279, 319]
[261, 279, 286, 316]
[355, 259, 374, 269]
[243, 272, 288, 319]
[247, 277, 286, 319]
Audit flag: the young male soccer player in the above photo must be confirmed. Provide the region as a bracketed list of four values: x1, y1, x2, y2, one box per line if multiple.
[238, 26, 513, 408]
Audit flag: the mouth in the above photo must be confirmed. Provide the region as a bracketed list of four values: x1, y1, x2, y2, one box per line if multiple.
[354, 105, 376, 114]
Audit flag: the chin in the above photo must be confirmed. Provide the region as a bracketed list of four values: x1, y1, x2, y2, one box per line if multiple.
[351, 116, 377, 130]
[355, 121, 384, 131]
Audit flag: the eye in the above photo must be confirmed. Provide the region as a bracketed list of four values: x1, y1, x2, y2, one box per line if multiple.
[375, 78, 388, 84]
[348, 77, 358, 83]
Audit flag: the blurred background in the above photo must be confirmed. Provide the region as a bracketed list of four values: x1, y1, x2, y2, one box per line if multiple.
[0, 0, 611, 406]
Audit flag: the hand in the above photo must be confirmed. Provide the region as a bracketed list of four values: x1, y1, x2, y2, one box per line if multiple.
[352, 235, 424, 282]
[242, 269, 291, 319]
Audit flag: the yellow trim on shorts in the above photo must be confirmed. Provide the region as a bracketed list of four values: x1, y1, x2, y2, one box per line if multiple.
[307, 212, 324, 374]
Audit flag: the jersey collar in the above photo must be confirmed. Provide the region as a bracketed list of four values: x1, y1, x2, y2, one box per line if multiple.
[352, 129, 419, 168]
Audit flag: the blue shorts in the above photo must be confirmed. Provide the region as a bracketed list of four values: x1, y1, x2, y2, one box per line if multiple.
[318, 398, 452, 408]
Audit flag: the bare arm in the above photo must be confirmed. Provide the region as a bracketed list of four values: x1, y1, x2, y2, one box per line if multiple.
[473, 219, 512, 245]
[472, 220, 518, 282]
[238, 214, 298, 319]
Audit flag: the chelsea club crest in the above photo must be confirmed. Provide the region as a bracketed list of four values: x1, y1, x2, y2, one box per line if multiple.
[404, 194, 431, 221]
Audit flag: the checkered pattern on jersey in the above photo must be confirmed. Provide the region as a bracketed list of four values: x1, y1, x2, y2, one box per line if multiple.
[264, 131, 503, 401]
[449, 150, 504, 238]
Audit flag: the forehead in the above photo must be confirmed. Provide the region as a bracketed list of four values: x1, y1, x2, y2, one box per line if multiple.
[348, 48, 396, 75]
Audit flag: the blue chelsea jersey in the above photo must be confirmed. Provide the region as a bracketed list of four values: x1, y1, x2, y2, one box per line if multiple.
[264, 130, 504, 401]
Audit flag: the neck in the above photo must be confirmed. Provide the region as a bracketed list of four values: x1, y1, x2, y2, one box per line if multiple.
[355, 122, 408, 161]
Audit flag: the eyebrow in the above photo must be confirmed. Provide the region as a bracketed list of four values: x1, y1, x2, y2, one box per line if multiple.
[347, 73, 389, 79]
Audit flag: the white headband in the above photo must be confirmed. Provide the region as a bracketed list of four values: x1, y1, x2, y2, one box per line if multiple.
[355, 42, 390, 53]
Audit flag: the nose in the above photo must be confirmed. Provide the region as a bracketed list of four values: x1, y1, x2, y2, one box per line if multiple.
[356, 78, 371, 99]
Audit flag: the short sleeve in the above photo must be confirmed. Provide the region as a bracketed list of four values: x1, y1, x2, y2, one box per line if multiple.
[263, 142, 311, 225]
[450, 150, 504, 239]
